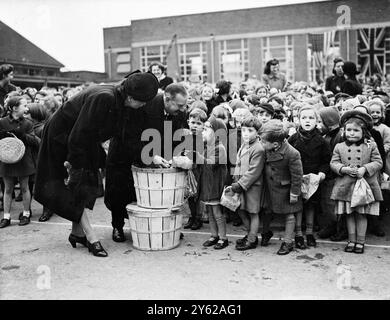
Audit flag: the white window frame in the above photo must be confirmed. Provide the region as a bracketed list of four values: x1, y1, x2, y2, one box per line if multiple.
[219, 39, 249, 84]
[140, 45, 166, 72]
[179, 42, 208, 82]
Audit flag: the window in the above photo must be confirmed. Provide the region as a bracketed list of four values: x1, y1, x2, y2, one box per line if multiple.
[262, 35, 294, 82]
[179, 42, 207, 82]
[116, 52, 131, 74]
[219, 39, 249, 85]
[140, 45, 167, 72]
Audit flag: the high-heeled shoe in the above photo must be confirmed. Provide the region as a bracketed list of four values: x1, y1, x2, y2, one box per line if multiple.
[87, 241, 108, 257]
[68, 234, 88, 248]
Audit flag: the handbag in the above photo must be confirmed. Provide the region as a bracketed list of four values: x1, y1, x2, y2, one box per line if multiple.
[350, 178, 375, 208]
[220, 186, 241, 212]
[0, 133, 25, 164]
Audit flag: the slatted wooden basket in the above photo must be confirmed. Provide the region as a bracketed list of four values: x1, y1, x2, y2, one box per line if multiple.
[126, 203, 183, 251]
[131, 165, 187, 209]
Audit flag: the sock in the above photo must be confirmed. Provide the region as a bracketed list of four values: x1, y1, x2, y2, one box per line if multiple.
[23, 210, 30, 217]
[3, 213, 11, 220]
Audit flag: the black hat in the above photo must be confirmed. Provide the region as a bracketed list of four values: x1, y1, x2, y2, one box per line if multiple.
[258, 103, 275, 115]
[342, 61, 359, 77]
[122, 70, 159, 102]
[340, 109, 373, 130]
[335, 92, 351, 103]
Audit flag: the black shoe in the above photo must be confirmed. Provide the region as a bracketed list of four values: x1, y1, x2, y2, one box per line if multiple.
[344, 241, 355, 253]
[236, 235, 248, 246]
[112, 227, 126, 242]
[236, 238, 257, 251]
[183, 217, 194, 229]
[261, 230, 273, 246]
[68, 234, 88, 248]
[318, 222, 337, 239]
[354, 243, 365, 254]
[19, 215, 30, 226]
[277, 242, 294, 255]
[295, 236, 307, 249]
[191, 220, 202, 230]
[330, 230, 348, 242]
[214, 239, 229, 250]
[15, 193, 23, 202]
[0, 218, 10, 228]
[87, 241, 108, 257]
[306, 234, 317, 247]
[203, 236, 219, 247]
[39, 208, 53, 222]
[180, 232, 184, 240]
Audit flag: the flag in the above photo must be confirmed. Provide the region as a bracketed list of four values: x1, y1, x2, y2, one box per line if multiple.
[358, 28, 386, 76]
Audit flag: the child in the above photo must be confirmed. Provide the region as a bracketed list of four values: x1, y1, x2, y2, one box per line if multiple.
[288, 106, 331, 248]
[230, 116, 265, 250]
[0, 96, 39, 228]
[196, 116, 228, 249]
[260, 119, 303, 255]
[255, 103, 274, 125]
[200, 84, 217, 116]
[330, 110, 383, 254]
[183, 108, 207, 230]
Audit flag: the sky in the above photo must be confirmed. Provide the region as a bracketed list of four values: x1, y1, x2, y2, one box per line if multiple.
[0, 0, 327, 72]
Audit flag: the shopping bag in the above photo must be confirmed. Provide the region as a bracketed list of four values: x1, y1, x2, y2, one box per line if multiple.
[184, 169, 198, 199]
[220, 186, 241, 211]
[301, 173, 321, 200]
[351, 178, 375, 208]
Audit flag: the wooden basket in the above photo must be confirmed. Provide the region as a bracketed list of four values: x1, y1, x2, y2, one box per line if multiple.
[131, 165, 187, 209]
[126, 203, 183, 251]
[0, 135, 25, 164]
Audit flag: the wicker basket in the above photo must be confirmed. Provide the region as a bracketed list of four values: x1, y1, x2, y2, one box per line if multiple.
[0, 134, 25, 164]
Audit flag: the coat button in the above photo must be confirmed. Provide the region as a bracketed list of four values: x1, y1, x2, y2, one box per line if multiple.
[357, 157, 360, 160]
[348, 157, 351, 160]
[348, 149, 351, 152]
[357, 149, 361, 152]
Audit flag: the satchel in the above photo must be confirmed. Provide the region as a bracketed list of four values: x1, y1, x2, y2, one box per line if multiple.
[220, 186, 241, 211]
[350, 178, 375, 208]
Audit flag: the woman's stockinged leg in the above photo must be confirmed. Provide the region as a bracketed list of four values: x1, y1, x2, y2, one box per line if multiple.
[79, 209, 98, 244]
[212, 205, 227, 240]
[72, 222, 86, 237]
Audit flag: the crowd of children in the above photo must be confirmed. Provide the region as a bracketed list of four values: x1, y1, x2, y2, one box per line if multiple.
[1, 60, 390, 256]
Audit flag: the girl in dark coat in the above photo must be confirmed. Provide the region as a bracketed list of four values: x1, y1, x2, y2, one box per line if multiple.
[196, 117, 228, 250]
[33, 71, 159, 257]
[0, 96, 39, 228]
[288, 106, 332, 248]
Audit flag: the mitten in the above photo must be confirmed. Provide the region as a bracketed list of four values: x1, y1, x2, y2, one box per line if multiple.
[231, 182, 244, 194]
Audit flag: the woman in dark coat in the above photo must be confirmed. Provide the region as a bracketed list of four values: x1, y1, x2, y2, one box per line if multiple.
[341, 61, 363, 97]
[325, 58, 345, 95]
[34, 71, 159, 257]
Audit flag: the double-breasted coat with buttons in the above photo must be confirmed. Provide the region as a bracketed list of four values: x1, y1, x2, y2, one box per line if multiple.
[233, 137, 266, 214]
[330, 140, 383, 201]
[264, 141, 303, 214]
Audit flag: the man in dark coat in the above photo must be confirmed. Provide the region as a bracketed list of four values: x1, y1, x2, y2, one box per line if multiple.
[34, 71, 159, 257]
[105, 83, 188, 242]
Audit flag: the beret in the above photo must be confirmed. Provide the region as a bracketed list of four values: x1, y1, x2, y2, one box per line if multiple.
[340, 109, 373, 130]
[258, 103, 275, 115]
[260, 119, 285, 134]
[122, 70, 159, 102]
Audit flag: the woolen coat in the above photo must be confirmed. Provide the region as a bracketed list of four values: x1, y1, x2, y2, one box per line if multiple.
[34, 84, 127, 222]
[330, 140, 383, 202]
[264, 141, 303, 214]
[233, 137, 266, 214]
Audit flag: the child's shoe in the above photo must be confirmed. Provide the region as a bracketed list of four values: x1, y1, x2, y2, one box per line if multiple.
[236, 235, 248, 246]
[236, 238, 257, 251]
[214, 239, 229, 250]
[190, 219, 203, 230]
[0, 218, 10, 228]
[183, 217, 194, 229]
[203, 236, 219, 247]
[294, 236, 307, 249]
[277, 242, 294, 255]
[344, 241, 355, 253]
[306, 234, 317, 247]
[353, 243, 365, 254]
[260, 230, 273, 246]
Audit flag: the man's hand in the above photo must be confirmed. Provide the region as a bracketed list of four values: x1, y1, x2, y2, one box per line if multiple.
[64, 161, 83, 189]
[231, 182, 244, 194]
[153, 155, 171, 168]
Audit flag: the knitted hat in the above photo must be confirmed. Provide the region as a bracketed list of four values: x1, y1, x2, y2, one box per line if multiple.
[122, 70, 159, 102]
[318, 106, 340, 131]
[340, 109, 373, 130]
[258, 103, 275, 115]
[208, 116, 227, 133]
